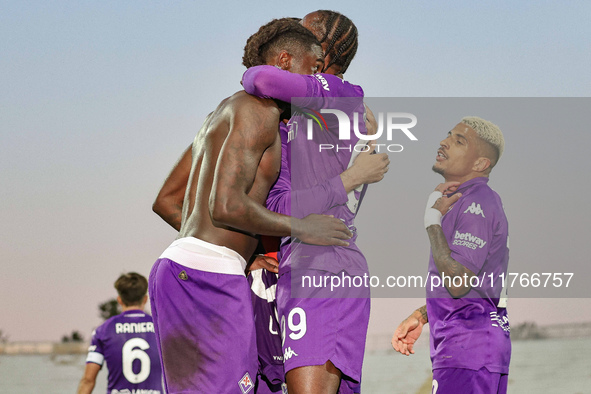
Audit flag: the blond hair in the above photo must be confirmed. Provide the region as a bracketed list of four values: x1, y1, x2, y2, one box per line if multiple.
[460, 116, 505, 162]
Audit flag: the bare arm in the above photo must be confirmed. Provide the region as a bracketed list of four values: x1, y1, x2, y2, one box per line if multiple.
[152, 144, 192, 231]
[266, 115, 389, 217]
[77, 363, 101, 394]
[427, 182, 475, 298]
[209, 100, 352, 245]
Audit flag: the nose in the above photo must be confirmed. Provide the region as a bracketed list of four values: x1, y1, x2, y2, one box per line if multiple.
[440, 136, 449, 149]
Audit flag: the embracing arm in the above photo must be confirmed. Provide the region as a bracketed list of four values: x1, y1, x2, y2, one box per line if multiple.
[242, 65, 311, 103]
[152, 144, 192, 231]
[266, 124, 388, 217]
[209, 100, 351, 245]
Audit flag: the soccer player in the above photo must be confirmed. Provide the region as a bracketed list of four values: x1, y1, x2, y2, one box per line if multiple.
[148, 19, 356, 394]
[242, 10, 379, 393]
[391, 117, 510, 394]
[77, 272, 162, 394]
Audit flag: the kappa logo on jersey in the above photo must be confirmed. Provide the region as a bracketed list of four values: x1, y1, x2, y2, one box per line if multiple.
[453, 230, 487, 250]
[283, 346, 299, 361]
[314, 74, 330, 91]
[238, 372, 254, 394]
[463, 202, 485, 217]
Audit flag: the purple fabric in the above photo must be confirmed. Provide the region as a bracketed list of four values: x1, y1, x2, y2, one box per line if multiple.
[243, 65, 368, 276]
[426, 177, 511, 374]
[248, 269, 284, 386]
[245, 65, 371, 390]
[276, 271, 370, 386]
[87, 310, 163, 393]
[432, 367, 508, 394]
[149, 257, 257, 394]
[243, 65, 311, 103]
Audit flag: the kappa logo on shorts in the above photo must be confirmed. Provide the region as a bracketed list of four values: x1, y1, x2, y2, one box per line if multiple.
[178, 270, 188, 280]
[283, 346, 298, 361]
[238, 372, 254, 394]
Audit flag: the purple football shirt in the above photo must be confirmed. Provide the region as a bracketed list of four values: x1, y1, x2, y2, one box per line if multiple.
[426, 177, 511, 374]
[243, 66, 369, 277]
[86, 310, 163, 393]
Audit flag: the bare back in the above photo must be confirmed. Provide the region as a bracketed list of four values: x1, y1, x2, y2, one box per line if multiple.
[178, 91, 282, 261]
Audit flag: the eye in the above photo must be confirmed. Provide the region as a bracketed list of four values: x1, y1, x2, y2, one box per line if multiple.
[314, 61, 324, 74]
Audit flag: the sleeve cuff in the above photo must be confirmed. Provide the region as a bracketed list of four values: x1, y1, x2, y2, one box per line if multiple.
[85, 351, 104, 366]
[328, 175, 348, 205]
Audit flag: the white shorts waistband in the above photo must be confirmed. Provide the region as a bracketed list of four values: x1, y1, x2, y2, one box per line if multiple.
[159, 237, 247, 276]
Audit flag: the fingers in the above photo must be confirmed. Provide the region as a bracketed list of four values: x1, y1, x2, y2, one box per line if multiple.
[330, 238, 350, 247]
[392, 324, 409, 355]
[391, 335, 411, 356]
[436, 181, 461, 194]
[394, 324, 409, 339]
[445, 192, 462, 205]
[261, 256, 279, 273]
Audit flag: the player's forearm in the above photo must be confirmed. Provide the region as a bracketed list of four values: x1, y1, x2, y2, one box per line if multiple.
[243, 65, 309, 102]
[153, 144, 192, 231]
[153, 197, 183, 231]
[210, 194, 294, 237]
[340, 170, 364, 192]
[427, 225, 474, 297]
[413, 305, 428, 325]
[77, 378, 95, 394]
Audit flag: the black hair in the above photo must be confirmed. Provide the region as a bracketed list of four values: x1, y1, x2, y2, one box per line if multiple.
[243, 18, 320, 68]
[307, 10, 358, 73]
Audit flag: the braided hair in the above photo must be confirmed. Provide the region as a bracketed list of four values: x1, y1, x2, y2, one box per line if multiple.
[243, 18, 320, 68]
[305, 10, 358, 74]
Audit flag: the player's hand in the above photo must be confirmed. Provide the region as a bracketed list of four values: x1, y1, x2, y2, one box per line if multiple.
[294, 214, 352, 246]
[353, 141, 390, 183]
[432, 182, 462, 215]
[435, 181, 460, 195]
[248, 255, 279, 274]
[391, 312, 424, 356]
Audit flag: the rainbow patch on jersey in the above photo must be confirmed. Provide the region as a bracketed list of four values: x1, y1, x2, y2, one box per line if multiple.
[300, 108, 329, 132]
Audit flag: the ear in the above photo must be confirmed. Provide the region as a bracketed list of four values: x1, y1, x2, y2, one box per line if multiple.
[116, 296, 124, 307]
[473, 157, 491, 173]
[275, 50, 293, 70]
[141, 295, 148, 308]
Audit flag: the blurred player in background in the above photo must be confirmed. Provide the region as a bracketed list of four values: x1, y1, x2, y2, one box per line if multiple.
[77, 272, 162, 394]
[392, 117, 510, 394]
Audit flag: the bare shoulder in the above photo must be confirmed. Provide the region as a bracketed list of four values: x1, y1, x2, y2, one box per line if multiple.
[226, 91, 281, 120]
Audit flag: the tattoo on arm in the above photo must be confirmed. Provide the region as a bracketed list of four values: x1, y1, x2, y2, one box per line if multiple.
[418, 305, 428, 323]
[427, 225, 475, 296]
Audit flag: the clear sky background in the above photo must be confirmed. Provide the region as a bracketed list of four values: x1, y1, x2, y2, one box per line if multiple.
[1, 1, 590, 342]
